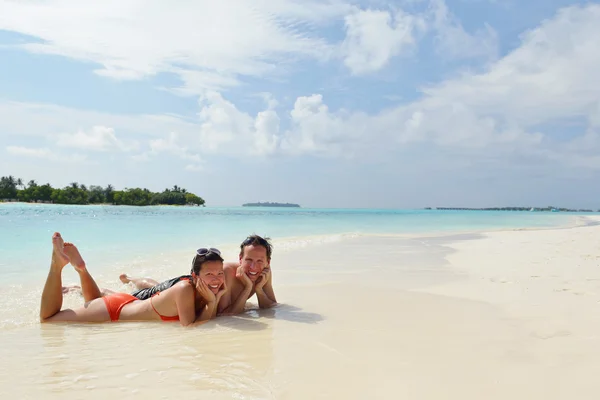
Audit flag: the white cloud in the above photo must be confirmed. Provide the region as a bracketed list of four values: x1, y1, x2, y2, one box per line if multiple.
[0, 0, 494, 88]
[6, 145, 86, 163]
[134, 132, 203, 170]
[184, 164, 204, 172]
[429, 0, 499, 61]
[2, 3, 600, 173]
[6, 146, 52, 158]
[421, 4, 600, 126]
[341, 8, 425, 75]
[254, 110, 281, 156]
[56, 125, 137, 152]
[228, 3, 600, 167]
[196, 91, 282, 156]
[0, 100, 200, 140]
[0, 0, 348, 93]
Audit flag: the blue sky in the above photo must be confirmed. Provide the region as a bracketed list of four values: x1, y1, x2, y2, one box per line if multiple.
[1, 0, 600, 209]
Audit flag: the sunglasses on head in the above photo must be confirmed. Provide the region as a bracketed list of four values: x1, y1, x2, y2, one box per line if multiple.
[196, 247, 221, 256]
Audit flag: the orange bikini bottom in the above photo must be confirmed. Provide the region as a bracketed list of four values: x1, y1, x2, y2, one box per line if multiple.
[102, 293, 138, 322]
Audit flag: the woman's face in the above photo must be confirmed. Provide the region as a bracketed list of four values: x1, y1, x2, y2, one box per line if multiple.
[197, 260, 225, 294]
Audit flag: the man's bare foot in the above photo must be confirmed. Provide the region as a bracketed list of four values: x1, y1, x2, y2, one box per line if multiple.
[63, 242, 86, 273]
[51, 232, 69, 269]
[119, 273, 132, 284]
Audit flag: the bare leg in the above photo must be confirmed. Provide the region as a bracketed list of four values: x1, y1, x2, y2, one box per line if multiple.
[119, 273, 159, 290]
[63, 242, 102, 302]
[40, 234, 112, 323]
[40, 232, 70, 321]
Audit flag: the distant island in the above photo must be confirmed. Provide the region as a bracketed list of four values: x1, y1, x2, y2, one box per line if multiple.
[424, 206, 597, 212]
[242, 202, 300, 208]
[0, 175, 205, 206]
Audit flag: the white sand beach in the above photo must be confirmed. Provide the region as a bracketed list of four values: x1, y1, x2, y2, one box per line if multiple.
[1, 218, 600, 399]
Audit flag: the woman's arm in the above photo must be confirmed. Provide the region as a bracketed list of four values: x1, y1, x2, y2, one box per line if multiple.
[196, 301, 216, 323]
[174, 284, 198, 326]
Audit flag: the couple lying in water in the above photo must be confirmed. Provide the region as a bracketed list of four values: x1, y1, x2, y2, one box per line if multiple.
[40, 232, 277, 326]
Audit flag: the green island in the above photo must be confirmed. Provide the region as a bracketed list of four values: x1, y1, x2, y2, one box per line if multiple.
[0, 175, 205, 206]
[242, 202, 300, 208]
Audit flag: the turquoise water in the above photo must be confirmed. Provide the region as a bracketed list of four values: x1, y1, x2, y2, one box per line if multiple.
[0, 203, 585, 285]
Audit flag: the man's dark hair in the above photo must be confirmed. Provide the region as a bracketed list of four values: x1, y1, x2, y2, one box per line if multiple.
[191, 252, 224, 275]
[239, 234, 273, 261]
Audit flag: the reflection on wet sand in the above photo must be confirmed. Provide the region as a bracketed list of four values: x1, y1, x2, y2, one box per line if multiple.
[232, 304, 325, 325]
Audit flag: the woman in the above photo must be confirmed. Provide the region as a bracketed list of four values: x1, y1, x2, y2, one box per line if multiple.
[40, 232, 226, 326]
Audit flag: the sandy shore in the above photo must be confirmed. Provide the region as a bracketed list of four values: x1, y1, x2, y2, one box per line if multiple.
[1, 218, 600, 399]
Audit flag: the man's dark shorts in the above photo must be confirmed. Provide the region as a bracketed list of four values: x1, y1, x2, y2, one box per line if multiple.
[131, 275, 192, 300]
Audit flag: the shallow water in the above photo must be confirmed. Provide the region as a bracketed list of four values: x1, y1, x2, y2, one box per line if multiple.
[0, 203, 580, 284]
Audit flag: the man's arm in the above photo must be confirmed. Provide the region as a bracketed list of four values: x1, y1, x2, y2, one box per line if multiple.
[256, 268, 277, 309]
[219, 269, 253, 315]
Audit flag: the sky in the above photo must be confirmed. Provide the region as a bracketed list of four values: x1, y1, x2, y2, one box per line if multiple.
[1, 0, 600, 209]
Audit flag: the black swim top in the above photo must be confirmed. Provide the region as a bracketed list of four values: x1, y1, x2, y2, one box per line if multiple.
[131, 275, 192, 300]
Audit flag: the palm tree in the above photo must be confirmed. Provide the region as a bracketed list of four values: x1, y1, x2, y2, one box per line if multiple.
[104, 184, 115, 204]
[7, 175, 16, 188]
[28, 180, 38, 188]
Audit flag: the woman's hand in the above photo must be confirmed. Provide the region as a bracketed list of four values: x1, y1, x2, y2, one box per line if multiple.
[195, 279, 216, 304]
[215, 280, 228, 302]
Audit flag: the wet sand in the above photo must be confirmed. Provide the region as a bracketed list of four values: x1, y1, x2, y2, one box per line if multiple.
[1, 220, 600, 399]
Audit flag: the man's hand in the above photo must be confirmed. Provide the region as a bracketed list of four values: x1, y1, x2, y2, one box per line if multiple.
[236, 265, 253, 288]
[255, 267, 271, 291]
[220, 266, 254, 316]
[255, 267, 277, 309]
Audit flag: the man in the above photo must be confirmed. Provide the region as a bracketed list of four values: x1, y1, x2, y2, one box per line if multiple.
[71, 234, 277, 315]
[217, 234, 277, 315]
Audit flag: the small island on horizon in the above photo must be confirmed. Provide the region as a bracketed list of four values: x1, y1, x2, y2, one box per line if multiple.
[242, 202, 301, 208]
[424, 206, 597, 212]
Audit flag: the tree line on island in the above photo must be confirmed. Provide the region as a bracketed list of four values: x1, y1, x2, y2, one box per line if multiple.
[0, 176, 205, 206]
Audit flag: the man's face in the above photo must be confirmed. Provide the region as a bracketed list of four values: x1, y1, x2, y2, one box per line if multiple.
[239, 245, 269, 282]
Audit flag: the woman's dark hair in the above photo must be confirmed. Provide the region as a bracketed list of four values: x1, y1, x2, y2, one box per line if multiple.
[191, 252, 224, 275]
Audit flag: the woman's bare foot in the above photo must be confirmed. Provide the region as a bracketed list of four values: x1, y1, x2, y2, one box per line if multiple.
[119, 273, 132, 284]
[51, 232, 69, 269]
[63, 242, 86, 273]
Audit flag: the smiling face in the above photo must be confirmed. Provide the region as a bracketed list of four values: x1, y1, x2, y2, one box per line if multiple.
[195, 259, 225, 294]
[239, 244, 269, 282]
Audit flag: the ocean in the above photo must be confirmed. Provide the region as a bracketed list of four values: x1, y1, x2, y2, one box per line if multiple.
[0, 202, 585, 286]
